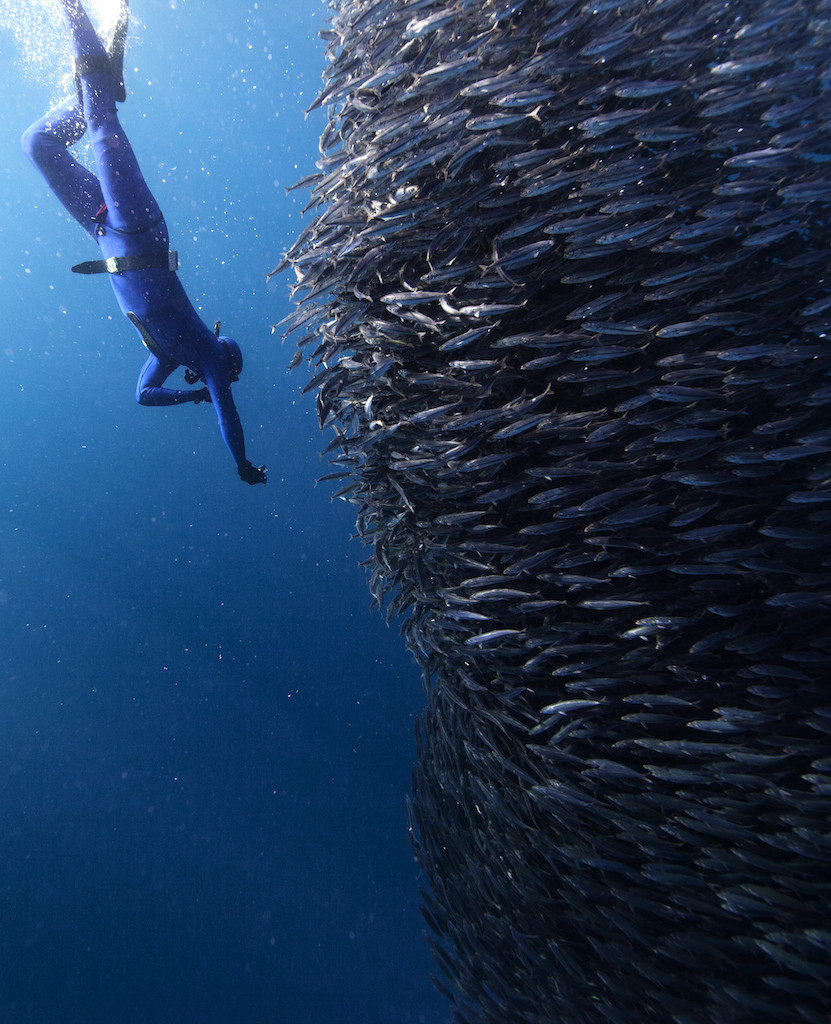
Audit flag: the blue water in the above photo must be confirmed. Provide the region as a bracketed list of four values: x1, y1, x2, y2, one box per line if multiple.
[0, 3, 449, 1022]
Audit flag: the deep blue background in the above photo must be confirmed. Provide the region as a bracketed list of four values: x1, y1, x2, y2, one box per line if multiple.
[0, 2, 448, 1022]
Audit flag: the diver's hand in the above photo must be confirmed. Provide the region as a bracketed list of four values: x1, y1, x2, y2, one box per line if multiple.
[193, 387, 212, 404]
[238, 460, 267, 485]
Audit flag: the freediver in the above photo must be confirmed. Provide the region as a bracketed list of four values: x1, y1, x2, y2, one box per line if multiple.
[21, 0, 267, 485]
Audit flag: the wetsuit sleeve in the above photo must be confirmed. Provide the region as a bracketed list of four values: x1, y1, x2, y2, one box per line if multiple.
[203, 372, 248, 468]
[136, 353, 203, 406]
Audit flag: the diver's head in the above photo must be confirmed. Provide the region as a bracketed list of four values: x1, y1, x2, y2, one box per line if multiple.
[220, 336, 243, 381]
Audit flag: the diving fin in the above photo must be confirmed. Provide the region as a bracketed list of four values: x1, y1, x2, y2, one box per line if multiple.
[106, 0, 130, 104]
[73, 1, 129, 106]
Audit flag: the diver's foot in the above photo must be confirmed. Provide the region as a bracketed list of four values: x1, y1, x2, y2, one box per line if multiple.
[73, 52, 111, 107]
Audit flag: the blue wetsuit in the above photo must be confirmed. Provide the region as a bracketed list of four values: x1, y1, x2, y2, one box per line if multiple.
[22, 0, 266, 484]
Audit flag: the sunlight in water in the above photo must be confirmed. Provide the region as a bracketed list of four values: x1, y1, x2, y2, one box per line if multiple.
[0, 0, 125, 97]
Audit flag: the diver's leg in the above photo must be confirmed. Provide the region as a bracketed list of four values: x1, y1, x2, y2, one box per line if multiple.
[59, 0, 162, 234]
[21, 99, 104, 236]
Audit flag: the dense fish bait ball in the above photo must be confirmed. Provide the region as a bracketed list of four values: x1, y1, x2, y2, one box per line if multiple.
[277, 0, 831, 1021]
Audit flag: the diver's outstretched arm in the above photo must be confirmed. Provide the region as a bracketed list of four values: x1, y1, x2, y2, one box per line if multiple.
[202, 373, 267, 485]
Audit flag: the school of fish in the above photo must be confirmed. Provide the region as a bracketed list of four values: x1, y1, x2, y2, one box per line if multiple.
[275, 0, 831, 1020]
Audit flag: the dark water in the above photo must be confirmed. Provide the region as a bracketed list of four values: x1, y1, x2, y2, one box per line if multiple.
[0, 3, 448, 1022]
